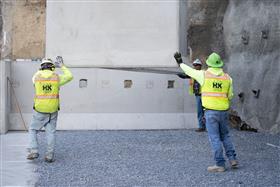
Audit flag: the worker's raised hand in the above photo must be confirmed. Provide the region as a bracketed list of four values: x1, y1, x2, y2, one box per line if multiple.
[174, 52, 183, 65]
[55, 56, 64, 67]
[177, 73, 189, 79]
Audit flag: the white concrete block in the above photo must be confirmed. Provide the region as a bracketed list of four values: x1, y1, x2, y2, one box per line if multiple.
[46, 1, 180, 67]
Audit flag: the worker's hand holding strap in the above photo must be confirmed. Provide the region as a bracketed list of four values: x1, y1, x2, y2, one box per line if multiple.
[174, 52, 183, 66]
[177, 73, 190, 79]
[55, 56, 64, 68]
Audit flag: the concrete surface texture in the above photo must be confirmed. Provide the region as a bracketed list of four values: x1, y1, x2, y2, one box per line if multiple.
[224, 0, 280, 133]
[186, 0, 280, 133]
[46, 1, 180, 67]
[0, 61, 10, 134]
[1, 0, 45, 59]
[0, 132, 37, 186]
[186, 0, 228, 61]
[7, 60, 197, 130]
[1, 130, 279, 186]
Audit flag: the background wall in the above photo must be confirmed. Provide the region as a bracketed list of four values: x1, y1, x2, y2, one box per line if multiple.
[186, 0, 280, 133]
[0, 60, 10, 133]
[1, 0, 279, 133]
[224, 0, 280, 132]
[8, 60, 197, 130]
[46, 1, 181, 67]
[1, 0, 45, 59]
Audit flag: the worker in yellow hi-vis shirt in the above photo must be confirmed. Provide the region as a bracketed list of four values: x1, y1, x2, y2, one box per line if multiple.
[174, 52, 238, 172]
[27, 56, 73, 162]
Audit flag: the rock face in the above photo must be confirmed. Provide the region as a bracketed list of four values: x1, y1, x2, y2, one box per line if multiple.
[187, 0, 280, 133]
[224, 0, 280, 133]
[186, 0, 229, 62]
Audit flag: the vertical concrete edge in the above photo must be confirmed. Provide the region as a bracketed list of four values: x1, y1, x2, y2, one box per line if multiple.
[0, 60, 10, 134]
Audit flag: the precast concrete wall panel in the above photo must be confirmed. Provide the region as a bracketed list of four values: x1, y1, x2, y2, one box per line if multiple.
[9, 61, 197, 130]
[46, 1, 180, 67]
[0, 60, 11, 134]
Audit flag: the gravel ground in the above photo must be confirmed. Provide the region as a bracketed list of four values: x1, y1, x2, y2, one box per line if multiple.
[33, 129, 280, 187]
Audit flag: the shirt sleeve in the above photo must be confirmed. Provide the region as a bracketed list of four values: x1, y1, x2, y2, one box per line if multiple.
[58, 65, 73, 86]
[179, 63, 204, 85]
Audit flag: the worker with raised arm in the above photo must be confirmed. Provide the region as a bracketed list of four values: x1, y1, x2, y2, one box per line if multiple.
[177, 59, 206, 132]
[27, 56, 73, 162]
[174, 52, 238, 172]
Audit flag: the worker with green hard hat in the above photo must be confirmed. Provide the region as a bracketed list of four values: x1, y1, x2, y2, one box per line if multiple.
[174, 52, 238, 172]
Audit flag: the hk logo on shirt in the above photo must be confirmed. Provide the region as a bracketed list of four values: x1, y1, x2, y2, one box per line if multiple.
[42, 84, 52, 92]
[212, 82, 222, 89]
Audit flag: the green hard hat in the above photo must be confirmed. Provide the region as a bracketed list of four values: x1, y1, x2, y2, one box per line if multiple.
[206, 52, 224, 68]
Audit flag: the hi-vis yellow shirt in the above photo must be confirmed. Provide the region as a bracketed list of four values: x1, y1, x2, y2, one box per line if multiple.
[201, 71, 230, 110]
[32, 66, 73, 113]
[180, 64, 233, 110]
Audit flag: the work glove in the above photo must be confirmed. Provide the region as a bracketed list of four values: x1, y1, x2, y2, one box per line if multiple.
[177, 73, 189, 79]
[55, 56, 64, 68]
[174, 52, 183, 66]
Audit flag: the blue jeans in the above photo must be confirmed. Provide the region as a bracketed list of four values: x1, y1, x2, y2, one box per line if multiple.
[195, 96, 205, 129]
[28, 110, 58, 154]
[205, 110, 237, 167]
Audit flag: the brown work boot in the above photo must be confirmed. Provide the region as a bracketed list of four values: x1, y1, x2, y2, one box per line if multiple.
[27, 152, 39, 160]
[207, 165, 226, 172]
[230, 160, 238, 169]
[195, 128, 206, 132]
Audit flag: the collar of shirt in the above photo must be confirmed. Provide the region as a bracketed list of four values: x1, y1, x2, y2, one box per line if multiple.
[207, 67, 224, 76]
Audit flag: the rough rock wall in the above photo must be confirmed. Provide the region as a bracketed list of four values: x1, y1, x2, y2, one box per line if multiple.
[187, 0, 280, 133]
[1, 0, 45, 59]
[186, 0, 229, 62]
[224, 0, 280, 133]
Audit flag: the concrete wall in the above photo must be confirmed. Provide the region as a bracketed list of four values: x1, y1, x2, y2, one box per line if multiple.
[5, 0, 279, 132]
[0, 60, 11, 134]
[1, 0, 46, 59]
[224, 0, 280, 133]
[46, 1, 181, 67]
[186, 0, 228, 62]
[186, 0, 280, 133]
[8, 60, 197, 130]
[1, 1, 197, 131]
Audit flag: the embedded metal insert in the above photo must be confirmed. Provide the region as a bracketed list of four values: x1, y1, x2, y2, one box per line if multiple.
[124, 80, 132, 88]
[252, 89, 260, 98]
[167, 80, 175, 89]
[79, 79, 88, 88]
[238, 92, 244, 102]
[261, 30, 269, 39]
[241, 30, 249, 45]
[146, 80, 154, 89]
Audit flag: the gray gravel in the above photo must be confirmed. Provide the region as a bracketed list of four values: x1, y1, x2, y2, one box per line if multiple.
[33, 129, 280, 187]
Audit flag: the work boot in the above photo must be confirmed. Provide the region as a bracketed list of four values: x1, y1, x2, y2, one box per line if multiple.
[207, 165, 226, 172]
[230, 160, 238, 169]
[195, 127, 206, 132]
[27, 152, 39, 160]
[45, 152, 54, 163]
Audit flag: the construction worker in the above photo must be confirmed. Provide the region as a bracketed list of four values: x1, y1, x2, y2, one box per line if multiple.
[177, 59, 206, 132]
[174, 52, 238, 172]
[27, 56, 73, 162]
